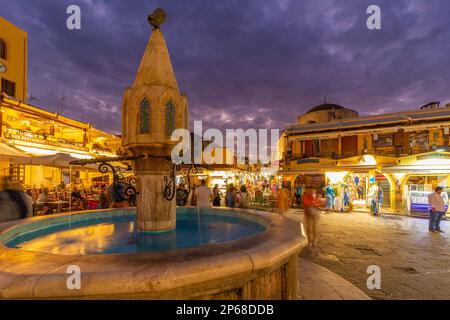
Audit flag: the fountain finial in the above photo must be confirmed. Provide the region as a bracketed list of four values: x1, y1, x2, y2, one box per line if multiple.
[148, 8, 167, 29]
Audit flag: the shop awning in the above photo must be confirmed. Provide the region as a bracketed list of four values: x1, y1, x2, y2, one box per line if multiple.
[381, 165, 450, 174]
[277, 169, 324, 175]
[14, 153, 98, 170]
[0, 143, 30, 161]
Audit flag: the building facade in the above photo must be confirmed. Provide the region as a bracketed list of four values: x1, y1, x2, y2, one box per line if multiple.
[279, 102, 450, 216]
[0, 17, 27, 102]
[0, 18, 121, 189]
[0, 95, 122, 188]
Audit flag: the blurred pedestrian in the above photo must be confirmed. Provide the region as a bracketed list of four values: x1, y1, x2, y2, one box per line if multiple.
[302, 189, 323, 248]
[277, 183, 290, 215]
[109, 183, 128, 208]
[212, 184, 222, 207]
[295, 184, 303, 208]
[176, 183, 188, 206]
[99, 185, 111, 209]
[0, 177, 33, 221]
[236, 185, 250, 209]
[196, 180, 212, 208]
[190, 184, 198, 206]
[225, 184, 236, 208]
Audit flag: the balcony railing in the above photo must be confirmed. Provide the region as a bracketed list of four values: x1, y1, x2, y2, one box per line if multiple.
[285, 145, 449, 162]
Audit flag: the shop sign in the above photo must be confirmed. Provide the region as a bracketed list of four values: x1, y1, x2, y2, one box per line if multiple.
[409, 131, 429, 148]
[417, 153, 450, 161]
[374, 134, 393, 147]
[297, 158, 319, 164]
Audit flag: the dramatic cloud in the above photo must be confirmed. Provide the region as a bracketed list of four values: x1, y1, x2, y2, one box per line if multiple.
[1, 0, 449, 134]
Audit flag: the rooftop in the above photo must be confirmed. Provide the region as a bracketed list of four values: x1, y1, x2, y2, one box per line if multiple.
[306, 103, 346, 113]
[287, 106, 450, 134]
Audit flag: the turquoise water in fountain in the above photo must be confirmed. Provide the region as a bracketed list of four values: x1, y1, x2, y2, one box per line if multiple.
[4, 209, 266, 255]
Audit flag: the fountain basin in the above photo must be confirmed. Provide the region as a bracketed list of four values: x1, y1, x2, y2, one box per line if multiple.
[3, 208, 268, 255]
[0, 207, 307, 299]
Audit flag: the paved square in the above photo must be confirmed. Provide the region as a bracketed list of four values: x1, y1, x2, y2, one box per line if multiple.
[285, 210, 450, 300]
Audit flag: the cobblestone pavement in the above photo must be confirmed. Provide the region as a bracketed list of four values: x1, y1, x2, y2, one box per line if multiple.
[285, 210, 450, 300]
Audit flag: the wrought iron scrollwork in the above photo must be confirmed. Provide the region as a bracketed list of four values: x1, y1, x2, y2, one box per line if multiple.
[98, 161, 138, 204]
[163, 164, 181, 201]
[70, 155, 143, 205]
[70, 155, 208, 203]
[163, 163, 205, 201]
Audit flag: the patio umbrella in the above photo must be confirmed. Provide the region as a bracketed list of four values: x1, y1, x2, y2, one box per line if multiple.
[26, 153, 98, 170]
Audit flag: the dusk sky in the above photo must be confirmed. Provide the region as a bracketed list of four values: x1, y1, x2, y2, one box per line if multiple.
[1, 0, 450, 134]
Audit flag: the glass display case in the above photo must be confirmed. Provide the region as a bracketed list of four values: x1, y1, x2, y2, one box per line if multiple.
[409, 189, 449, 213]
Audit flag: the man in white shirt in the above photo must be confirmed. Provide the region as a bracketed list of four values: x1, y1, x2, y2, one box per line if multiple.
[196, 180, 212, 208]
[427, 186, 446, 233]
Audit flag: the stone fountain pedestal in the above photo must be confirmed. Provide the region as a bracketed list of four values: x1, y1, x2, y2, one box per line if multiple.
[134, 156, 176, 232]
[120, 15, 188, 233]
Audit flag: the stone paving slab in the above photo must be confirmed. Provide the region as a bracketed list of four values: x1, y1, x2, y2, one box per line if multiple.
[298, 258, 370, 300]
[286, 209, 450, 300]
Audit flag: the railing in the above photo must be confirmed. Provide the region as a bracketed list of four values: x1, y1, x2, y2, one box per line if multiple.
[285, 145, 450, 162]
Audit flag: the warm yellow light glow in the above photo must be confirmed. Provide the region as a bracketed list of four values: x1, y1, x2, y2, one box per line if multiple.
[16, 223, 115, 255]
[394, 173, 406, 181]
[69, 153, 94, 160]
[15, 145, 58, 155]
[325, 171, 349, 184]
[416, 158, 450, 165]
[359, 155, 377, 165]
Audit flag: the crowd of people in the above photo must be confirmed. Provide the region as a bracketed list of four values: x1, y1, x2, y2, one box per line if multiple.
[0, 177, 136, 222]
[176, 181, 253, 209]
[2, 173, 445, 253]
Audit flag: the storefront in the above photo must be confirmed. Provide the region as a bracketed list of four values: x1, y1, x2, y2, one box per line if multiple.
[379, 152, 450, 216]
[0, 97, 122, 189]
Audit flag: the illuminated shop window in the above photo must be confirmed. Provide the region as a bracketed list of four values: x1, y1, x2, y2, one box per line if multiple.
[165, 101, 176, 137]
[139, 98, 151, 134]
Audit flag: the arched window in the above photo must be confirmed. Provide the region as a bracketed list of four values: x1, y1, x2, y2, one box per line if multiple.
[139, 98, 150, 134]
[165, 101, 176, 137]
[0, 39, 6, 60]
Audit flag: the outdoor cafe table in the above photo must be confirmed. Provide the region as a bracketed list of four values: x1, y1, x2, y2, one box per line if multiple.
[33, 201, 70, 216]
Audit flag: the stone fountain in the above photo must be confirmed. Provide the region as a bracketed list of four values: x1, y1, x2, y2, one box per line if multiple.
[0, 9, 307, 300]
[121, 9, 188, 232]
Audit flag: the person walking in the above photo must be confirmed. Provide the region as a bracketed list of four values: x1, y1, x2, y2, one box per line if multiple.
[212, 184, 222, 207]
[196, 180, 212, 208]
[302, 189, 323, 248]
[325, 184, 334, 212]
[0, 178, 33, 221]
[109, 183, 128, 208]
[277, 183, 290, 215]
[190, 184, 198, 206]
[428, 186, 446, 233]
[225, 184, 236, 208]
[295, 184, 303, 208]
[236, 185, 250, 209]
[98, 185, 111, 209]
[176, 184, 188, 206]
[376, 187, 383, 216]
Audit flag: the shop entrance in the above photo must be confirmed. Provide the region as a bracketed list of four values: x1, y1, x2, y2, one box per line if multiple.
[344, 173, 367, 206]
[341, 172, 390, 212]
[294, 174, 325, 196]
[405, 175, 449, 215]
[376, 174, 390, 207]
